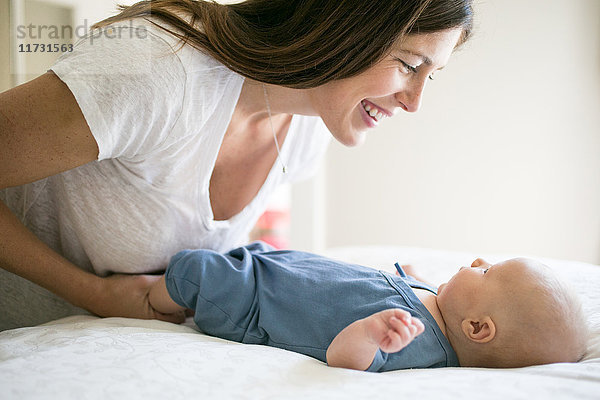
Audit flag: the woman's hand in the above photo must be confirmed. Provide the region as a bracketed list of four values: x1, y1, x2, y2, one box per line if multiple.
[93, 274, 186, 324]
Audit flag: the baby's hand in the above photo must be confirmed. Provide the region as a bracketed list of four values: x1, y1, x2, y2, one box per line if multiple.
[364, 309, 425, 353]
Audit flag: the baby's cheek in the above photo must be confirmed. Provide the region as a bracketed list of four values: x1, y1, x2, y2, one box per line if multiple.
[437, 283, 447, 294]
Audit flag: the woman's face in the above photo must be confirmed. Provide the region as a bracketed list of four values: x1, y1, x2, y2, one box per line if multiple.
[309, 28, 463, 146]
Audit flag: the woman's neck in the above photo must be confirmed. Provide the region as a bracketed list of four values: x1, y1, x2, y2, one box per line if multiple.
[238, 78, 317, 119]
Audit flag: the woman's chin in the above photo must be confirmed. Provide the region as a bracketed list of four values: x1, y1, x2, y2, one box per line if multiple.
[337, 129, 367, 147]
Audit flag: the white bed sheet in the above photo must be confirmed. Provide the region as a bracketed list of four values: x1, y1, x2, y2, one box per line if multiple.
[1, 246, 599, 400]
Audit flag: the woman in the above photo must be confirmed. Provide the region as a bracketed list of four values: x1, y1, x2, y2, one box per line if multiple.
[0, 0, 473, 330]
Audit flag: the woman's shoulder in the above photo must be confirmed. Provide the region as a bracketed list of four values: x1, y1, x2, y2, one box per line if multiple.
[136, 16, 245, 119]
[82, 16, 233, 80]
[136, 16, 238, 78]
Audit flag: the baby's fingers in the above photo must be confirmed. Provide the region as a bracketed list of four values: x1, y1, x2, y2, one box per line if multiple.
[392, 315, 424, 340]
[390, 317, 413, 342]
[390, 308, 412, 322]
[412, 318, 425, 336]
[386, 329, 402, 347]
[378, 318, 416, 353]
[405, 319, 425, 339]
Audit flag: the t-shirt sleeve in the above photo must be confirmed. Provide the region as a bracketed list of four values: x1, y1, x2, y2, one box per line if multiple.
[49, 23, 186, 161]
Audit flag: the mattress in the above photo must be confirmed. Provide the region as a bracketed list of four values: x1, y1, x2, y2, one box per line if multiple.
[1, 246, 599, 399]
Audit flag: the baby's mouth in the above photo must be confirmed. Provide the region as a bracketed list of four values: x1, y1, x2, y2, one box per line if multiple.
[361, 100, 388, 122]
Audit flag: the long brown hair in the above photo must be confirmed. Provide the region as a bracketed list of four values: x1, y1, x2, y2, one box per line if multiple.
[93, 0, 473, 88]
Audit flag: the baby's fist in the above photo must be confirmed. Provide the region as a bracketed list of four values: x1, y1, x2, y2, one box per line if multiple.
[365, 309, 425, 353]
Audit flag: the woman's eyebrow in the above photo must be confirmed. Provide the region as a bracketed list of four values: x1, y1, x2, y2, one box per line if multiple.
[399, 49, 433, 66]
[397, 49, 446, 71]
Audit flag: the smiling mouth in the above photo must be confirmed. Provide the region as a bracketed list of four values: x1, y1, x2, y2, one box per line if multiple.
[361, 100, 387, 122]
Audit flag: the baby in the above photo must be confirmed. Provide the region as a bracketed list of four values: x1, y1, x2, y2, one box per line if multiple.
[148, 242, 588, 371]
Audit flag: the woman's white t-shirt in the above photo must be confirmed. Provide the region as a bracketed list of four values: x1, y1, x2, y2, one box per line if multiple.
[0, 19, 330, 328]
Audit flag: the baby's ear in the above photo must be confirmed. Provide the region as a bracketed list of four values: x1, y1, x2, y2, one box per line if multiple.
[461, 316, 496, 343]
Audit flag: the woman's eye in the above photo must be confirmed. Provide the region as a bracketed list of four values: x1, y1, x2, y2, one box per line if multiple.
[397, 58, 436, 81]
[398, 59, 417, 74]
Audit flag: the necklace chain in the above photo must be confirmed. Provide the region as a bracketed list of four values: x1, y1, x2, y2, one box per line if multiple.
[262, 84, 287, 174]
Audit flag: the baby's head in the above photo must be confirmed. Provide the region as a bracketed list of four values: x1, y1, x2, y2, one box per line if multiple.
[436, 257, 588, 368]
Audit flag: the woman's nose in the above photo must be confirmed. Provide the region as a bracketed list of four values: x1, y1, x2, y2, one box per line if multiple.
[396, 79, 426, 113]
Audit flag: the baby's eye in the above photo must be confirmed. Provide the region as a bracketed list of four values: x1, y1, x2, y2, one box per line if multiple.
[483, 268, 490, 274]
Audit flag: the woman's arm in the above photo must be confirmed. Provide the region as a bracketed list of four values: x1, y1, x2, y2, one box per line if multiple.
[148, 275, 187, 314]
[0, 72, 183, 322]
[326, 308, 425, 371]
[0, 72, 98, 186]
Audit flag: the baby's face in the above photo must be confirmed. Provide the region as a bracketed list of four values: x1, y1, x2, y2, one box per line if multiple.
[436, 258, 531, 321]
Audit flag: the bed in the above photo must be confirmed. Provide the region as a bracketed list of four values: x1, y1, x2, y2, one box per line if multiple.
[1, 246, 599, 399]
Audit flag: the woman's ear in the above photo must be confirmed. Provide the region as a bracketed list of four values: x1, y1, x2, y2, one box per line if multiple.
[461, 316, 496, 343]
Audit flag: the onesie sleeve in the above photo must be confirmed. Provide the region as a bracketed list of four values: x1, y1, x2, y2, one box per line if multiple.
[366, 350, 389, 372]
[49, 22, 186, 161]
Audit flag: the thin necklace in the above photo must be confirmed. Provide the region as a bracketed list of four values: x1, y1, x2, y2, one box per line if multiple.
[262, 83, 287, 174]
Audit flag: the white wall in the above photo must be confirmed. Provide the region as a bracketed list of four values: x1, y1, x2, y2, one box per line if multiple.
[34, 0, 136, 27]
[1, 0, 10, 91]
[6, 0, 137, 86]
[314, 0, 600, 264]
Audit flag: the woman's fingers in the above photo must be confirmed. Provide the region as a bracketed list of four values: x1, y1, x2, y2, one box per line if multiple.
[154, 309, 186, 324]
[98, 274, 185, 323]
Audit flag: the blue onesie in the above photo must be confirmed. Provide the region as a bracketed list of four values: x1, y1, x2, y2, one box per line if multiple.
[165, 242, 459, 372]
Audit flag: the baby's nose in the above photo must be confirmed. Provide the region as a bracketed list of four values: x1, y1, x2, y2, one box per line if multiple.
[471, 258, 487, 267]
